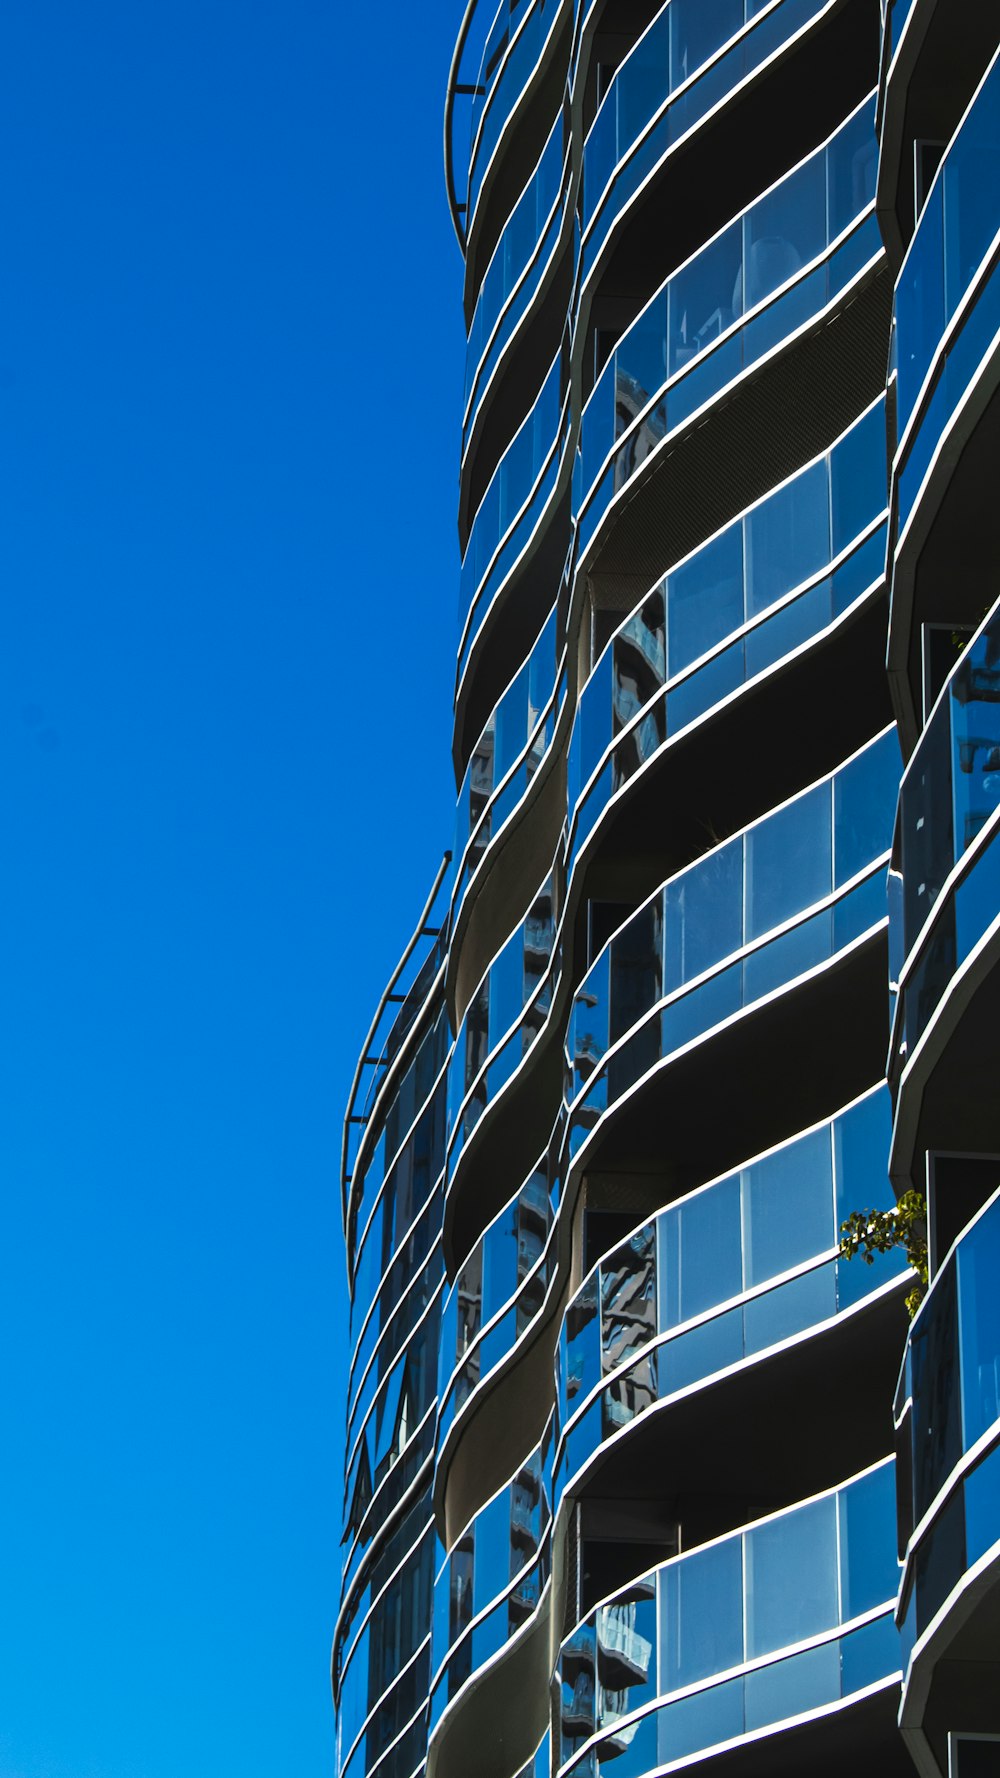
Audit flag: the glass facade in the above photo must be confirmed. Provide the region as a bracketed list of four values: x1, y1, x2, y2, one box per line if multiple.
[338, 3, 1000, 1777]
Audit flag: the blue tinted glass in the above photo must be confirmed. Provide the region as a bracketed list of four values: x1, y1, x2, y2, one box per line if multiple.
[827, 101, 877, 240]
[942, 70, 1000, 323]
[666, 523, 743, 677]
[657, 1676, 744, 1765]
[660, 1175, 742, 1326]
[896, 175, 944, 426]
[838, 1462, 898, 1620]
[743, 1126, 833, 1286]
[661, 1535, 743, 1691]
[482, 1204, 518, 1321]
[834, 730, 900, 885]
[579, 651, 613, 786]
[831, 400, 885, 554]
[744, 1260, 835, 1351]
[744, 579, 830, 679]
[488, 927, 525, 1049]
[659, 1304, 743, 1394]
[668, 637, 744, 730]
[663, 961, 741, 1050]
[747, 784, 831, 939]
[495, 666, 529, 779]
[571, 948, 609, 1098]
[956, 825, 1000, 966]
[743, 904, 830, 1001]
[745, 462, 829, 617]
[957, 1196, 1000, 1451]
[747, 1496, 838, 1659]
[742, 151, 826, 315]
[833, 1088, 893, 1236]
[839, 1611, 900, 1696]
[668, 0, 742, 86]
[744, 1638, 840, 1731]
[667, 223, 741, 381]
[665, 841, 742, 988]
[964, 1438, 1000, 1568]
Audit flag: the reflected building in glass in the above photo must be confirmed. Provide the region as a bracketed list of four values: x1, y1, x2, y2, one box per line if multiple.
[334, 4, 1000, 1778]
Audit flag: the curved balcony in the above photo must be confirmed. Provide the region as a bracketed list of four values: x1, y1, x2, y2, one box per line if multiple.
[458, 355, 570, 699]
[348, 1190, 444, 1465]
[887, 45, 1000, 745]
[575, 99, 880, 563]
[466, 0, 569, 255]
[895, 1185, 1000, 1762]
[341, 1297, 441, 1539]
[895, 603, 1000, 997]
[557, 1461, 903, 1778]
[337, 1511, 436, 1778]
[580, 0, 834, 291]
[565, 727, 899, 1166]
[342, 857, 451, 1258]
[450, 647, 569, 1034]
[446, 876, 558, 1184]
[453, 608, 562, 916]
[567, 396, 889, 881]
[889, 606, 1000, 1176]
[893, 43, 1000, 538]
[437, 1158, 558, 1459]
[336, 1484, 431, 1681]
[349, 1018, 450, 1326]
[464, 116, 568, 449]
[429, 1421, 555, 1771]
[876, 0, 998, 268]
[555, 1091, 907, 1502]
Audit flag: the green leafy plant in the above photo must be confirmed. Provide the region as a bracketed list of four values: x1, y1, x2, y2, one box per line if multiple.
[839, 1190, 928, 1321]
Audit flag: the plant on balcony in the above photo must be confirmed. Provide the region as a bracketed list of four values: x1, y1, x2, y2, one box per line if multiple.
[839, 1190, 928, 1320]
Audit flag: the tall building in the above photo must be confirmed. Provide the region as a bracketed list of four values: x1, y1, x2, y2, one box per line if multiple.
[333, 5, 1000, 1778]
[881, 4, 1000, 1774]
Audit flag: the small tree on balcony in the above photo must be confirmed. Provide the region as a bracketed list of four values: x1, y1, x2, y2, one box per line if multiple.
[839, 1190, 928, 1321]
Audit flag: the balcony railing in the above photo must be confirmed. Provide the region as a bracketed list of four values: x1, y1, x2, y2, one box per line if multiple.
[896, 1182, 1000, 1665]
[559, 1461, 900, 1777]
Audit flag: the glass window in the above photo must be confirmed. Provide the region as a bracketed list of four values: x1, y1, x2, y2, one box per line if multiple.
[657, 1676, 743, 1766]
[942, 80, 1000, 323]
[744, 462, 829, 617]
[660, 1535, 743, 1692]
[667, 223, 742, 381]
[610, 901, 663, 1045]
[746, 1495, 838, 1657]
[834, 730, 899, 886]
[838, 1462, 898, 1621]
[742, 1126, 833, 1287]
[665, 840, 742, 989]
[742, 151, 826, 317]
[747, 784, 831, 940]
[668, 0, 742, 88]
[616, 294, 668, 421]
[827, 102, 877, 241]
[666, 523, 743, 678]
[958, 1196, 1000, 1453]
[830, 400, 885, 556]
[660, 1174, 742, 1327]
[744, 1638, 840, 1731]
[743, 1259, 834, 1351]
[602, 1225, 656, 1373]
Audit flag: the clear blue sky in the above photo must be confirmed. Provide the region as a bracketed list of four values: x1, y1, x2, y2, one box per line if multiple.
[0, 4, 463, 1774]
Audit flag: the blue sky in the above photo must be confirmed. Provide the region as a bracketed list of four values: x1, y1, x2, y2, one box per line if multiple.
[0, 4, 464, 1773]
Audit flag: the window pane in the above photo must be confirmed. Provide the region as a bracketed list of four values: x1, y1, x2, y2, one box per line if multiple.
[660, 1536, 743, 1691]
[745, 462, 829, 616]
[743, 1126, 833, 1286]
[746, 784, 831, 939]
[746, 1495, 837, 1657]
[666, 522, 744, 678]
